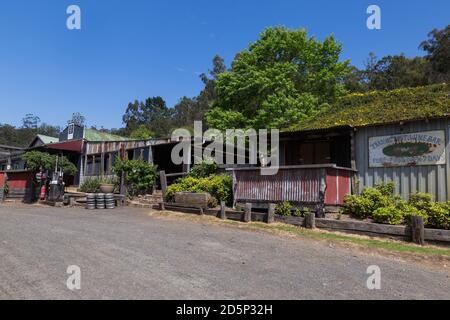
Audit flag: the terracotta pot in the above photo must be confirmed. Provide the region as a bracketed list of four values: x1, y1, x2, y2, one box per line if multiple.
[99, 184, 115, 194]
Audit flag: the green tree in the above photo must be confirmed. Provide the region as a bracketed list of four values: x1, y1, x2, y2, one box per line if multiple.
[420, 25, 450, 82]
[22, 151, 77, 175]
[129, 125, 153, 140]
[206, 27, 350, 130]
[363, 53, 430, 91]
[122, 97, 173, 137]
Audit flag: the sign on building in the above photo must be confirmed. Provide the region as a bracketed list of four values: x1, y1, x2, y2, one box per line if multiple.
[369, 130, 446, 168]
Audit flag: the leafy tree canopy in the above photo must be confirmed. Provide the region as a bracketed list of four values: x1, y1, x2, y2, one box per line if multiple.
[22, 151, 77, 176]
[129, 125, 153, 140]
[206, 27, 350, 130]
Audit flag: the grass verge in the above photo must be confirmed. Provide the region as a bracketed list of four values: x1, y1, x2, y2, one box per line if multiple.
[154, 211, 450, 258]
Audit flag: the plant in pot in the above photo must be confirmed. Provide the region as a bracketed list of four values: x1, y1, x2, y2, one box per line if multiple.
[99, 176, 118, 194]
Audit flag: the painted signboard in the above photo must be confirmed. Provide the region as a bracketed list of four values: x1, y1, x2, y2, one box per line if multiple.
[369, 130, 446, 168]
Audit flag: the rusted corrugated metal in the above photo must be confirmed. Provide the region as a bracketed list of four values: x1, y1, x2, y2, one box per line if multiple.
[85, 140, 150, 155]
[232, 165, 354, 206]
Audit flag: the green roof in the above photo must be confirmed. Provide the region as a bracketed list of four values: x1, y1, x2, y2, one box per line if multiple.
[84, 129, 129, 142]
[290, 84, 450, 131]
[37, 134, 59, 144]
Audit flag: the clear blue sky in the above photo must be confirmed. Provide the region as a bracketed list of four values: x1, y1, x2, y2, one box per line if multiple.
[0, 0, 448, 129]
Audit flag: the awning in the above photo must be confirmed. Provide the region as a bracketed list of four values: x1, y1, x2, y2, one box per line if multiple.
[41, 139, 83, 153]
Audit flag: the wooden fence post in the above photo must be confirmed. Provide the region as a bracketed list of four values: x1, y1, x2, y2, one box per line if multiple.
[220, 201, 227, 220]
[305, 212, 316, 229]
[267, 204, 275, 224]
[244, 203, 252, 223]
[160, 170, 167, 195]
[411, 216, 425, 245]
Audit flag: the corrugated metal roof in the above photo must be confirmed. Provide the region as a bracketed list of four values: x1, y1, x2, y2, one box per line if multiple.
[36, 134, 59, 144]
[84, 129, 129, 142]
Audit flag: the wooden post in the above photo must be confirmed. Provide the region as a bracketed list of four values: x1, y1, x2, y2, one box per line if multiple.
[220, 201, 227, 220]
[267, 203, 275, 224]
[199, 207, 204, 215]
[244, 203, 252, 223]
[411, 216, 425, 245]
[160, 171, 167, 195]
[305, 212, 316, 229]
[159, 202, 165, 211]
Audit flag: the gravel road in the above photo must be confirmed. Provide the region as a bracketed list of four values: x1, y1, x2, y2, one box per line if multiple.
[0, 205, 449, 300]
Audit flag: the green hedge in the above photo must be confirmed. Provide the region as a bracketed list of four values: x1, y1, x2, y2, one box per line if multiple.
[343, 182, 450, 229]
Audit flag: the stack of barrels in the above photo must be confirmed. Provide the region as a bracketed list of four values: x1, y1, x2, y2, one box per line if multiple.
[86, 194, 96, 210]
[105, 193, 115, 209]
[85, 193, 116, 210]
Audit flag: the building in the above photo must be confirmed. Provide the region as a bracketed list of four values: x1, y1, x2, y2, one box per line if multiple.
[231, 84, 450, 210]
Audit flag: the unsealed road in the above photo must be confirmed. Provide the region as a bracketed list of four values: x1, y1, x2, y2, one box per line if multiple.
[0, 205, 449, 300]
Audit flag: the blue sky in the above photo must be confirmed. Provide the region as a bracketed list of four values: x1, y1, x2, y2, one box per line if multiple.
[0, 0, 448, 129]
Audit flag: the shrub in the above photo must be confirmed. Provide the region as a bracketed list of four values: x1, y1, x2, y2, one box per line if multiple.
[426, 202, 450, 230]
[188, 160, 218, 178]
[80, 178, 101, 193]
[275, 201, 292, 216]
[165, 174, 233, 206]
[113, 158, 158, 195]
[343, 187, 391, 219]
[374, 181, 396, 196]
[372, 205, 405, 225]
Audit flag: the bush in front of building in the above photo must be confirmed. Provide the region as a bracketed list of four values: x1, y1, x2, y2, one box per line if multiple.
[165, 174, 232, 207]
[343, 182, 450, 229]
[79, 178, 101, 193]
[113, 158, 158, 196]
[274, 201, 310, 217]
[22, 151, 77, 176]
[187, 159, 218, 179]
[343, 183, 394, 219]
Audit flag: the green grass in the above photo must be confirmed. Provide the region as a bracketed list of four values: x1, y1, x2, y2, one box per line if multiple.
[241, 221, 450, 256]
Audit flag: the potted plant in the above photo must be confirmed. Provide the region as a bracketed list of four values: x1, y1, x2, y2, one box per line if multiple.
[99, 176, 118, 194]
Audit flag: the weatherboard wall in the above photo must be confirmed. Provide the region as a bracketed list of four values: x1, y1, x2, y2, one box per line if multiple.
[354, 118, 450, 202]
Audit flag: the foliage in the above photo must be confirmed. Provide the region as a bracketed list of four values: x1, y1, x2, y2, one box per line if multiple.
[0, 116, 60, 148]
[274, 201, 309, 217]
[122, 97, 173, 138]
[79, 176, 119, 193]
[68, 112, 86, 126]
[420, 25, 450, 82]
[343, 183, 450, 229]
[343, 184, 392, 219]
[292, 84, 450, 131]
[373, 200, 424, 225]
[344, 25, 450, 92]
[113, 158, 158, 195]
[21, 151, 77, 175]
[206, 27, 350, 130]
[187, 159, 218, 178]
[129, 125, 153, 140]
[275, 201, 293, 216]
[79, 178, 101, 193]
[165, 174, 233, 207]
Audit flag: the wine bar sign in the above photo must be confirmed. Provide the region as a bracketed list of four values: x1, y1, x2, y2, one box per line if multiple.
[369, 130, 446, 168]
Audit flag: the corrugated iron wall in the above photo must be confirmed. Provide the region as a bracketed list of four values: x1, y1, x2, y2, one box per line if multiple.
[234, 167, 323, 203]
[354, 118, 450, 202]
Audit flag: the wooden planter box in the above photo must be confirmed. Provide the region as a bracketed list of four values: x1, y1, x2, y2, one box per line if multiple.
[174, 192, 211, 208]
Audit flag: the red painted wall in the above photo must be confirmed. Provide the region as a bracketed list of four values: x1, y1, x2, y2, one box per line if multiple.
[325, 168, 352, 205]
